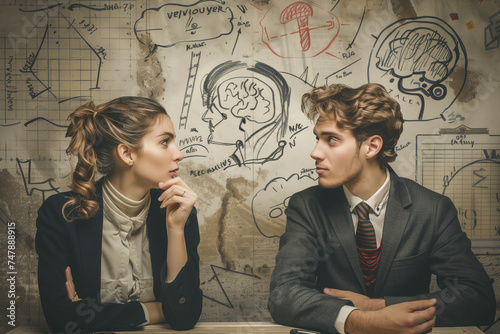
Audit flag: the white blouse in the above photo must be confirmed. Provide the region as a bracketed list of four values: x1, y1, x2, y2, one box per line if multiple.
[100, 178, 156, 306]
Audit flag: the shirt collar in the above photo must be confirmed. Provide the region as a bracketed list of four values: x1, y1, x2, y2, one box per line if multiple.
[343, 169, 391, 216]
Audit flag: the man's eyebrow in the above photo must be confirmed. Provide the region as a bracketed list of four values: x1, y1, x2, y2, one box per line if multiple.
[316, 131, 341, 137]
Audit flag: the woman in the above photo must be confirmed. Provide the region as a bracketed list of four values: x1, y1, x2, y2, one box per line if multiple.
[35, 97, 202, 333]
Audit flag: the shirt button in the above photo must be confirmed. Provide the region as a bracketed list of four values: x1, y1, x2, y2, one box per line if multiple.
[179, 296, 186, 304]
[177, 285, 184, 293]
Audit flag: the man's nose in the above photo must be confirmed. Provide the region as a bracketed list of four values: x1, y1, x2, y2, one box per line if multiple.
[310, 143, 324, 161]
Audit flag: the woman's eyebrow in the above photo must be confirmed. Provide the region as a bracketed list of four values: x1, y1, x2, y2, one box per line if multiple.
[157, 131, 175, 138]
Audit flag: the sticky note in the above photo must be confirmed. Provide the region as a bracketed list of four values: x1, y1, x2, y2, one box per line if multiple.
[465, 20, 475, 30]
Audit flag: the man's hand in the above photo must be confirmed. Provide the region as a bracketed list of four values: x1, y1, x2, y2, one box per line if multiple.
[345, 298, 437, 334]
[323, 288, 385, 311]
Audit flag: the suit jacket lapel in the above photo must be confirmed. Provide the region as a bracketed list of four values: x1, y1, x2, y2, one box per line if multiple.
[76, 180, 104, 299]
[146, 190, 167, 297]
[324, 188, 367, 293]
[374, 170, 412, 296]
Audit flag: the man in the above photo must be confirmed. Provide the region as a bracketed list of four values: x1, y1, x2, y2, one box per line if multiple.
[268, 83, 495, 333]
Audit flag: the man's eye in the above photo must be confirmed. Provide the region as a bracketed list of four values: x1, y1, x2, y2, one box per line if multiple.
[328, 137, 338, 144]
[161, 139, 169, 146]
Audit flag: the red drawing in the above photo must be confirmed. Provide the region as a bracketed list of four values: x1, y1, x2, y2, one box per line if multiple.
[280, 2, 313, 51]
[260, 1, 340, 59]
[449, 13, 459, 21]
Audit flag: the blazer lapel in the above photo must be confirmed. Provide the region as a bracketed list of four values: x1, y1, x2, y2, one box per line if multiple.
[76, 180, 104, 299]
[146, 191, 167, 297]
[374, 171, 412, 296]
[324, 188, 367, 293]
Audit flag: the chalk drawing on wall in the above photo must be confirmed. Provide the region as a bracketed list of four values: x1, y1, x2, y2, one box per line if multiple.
[201, 61, 290, 167]
[368, 16, 467, 122]
[260, 0, 341, 58]
[19, 13, 102, 102]
[201, 264, 261, 308]
[252, 173, 317, 238]
[16, 158, 59, 200]
[134, 1, 234, 58]
[179, 51, 202, 130]
[416, 126, 500, 249]
[484, 11, 500, 50]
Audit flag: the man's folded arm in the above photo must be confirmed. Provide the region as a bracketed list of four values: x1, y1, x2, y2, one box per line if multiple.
[385, 196, 495, 326]
[269, 193, 353, 333]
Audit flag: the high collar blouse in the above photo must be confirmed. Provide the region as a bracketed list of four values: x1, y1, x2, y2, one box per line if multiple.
[99, 177, 155, 304]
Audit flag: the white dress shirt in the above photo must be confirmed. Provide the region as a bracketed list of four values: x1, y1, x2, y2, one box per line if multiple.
[334, 169, 391, 334]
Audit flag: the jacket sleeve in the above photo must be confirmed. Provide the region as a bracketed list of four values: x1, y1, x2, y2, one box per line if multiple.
[36, 195, 147, 334]
[160, 207, 203, 330]
[385, 196, 496, 326]
[268, 192, 353, 334]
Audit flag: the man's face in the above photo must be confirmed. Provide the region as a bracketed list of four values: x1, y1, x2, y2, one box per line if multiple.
[311, 117, 364, 189]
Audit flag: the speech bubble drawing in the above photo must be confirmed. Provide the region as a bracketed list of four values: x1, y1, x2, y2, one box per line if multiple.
[134, 0, 234, 58]
[252, 173, 317, 238]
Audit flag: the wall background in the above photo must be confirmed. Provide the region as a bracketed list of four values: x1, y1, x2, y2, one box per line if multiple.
[0, 0, 499, 332]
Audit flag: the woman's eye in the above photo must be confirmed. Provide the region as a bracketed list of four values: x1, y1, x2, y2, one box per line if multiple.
[161, 139, 169, 146]
[328, 137, 338, 144]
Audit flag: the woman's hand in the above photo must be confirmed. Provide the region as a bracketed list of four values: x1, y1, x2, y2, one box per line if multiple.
[142, 302, 166, 325]
[157, 177, 195, 282]
[65, 266, 81, 302]
[157, 177, 197, 230]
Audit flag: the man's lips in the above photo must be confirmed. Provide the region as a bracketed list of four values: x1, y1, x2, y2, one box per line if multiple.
[316, 166, 328, 173]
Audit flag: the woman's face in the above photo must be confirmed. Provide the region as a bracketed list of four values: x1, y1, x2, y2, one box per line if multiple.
[131, 114, 184, 188]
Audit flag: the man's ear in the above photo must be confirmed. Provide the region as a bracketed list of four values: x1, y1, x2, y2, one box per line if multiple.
[365, 135, 383, 160]
[116, 143, 135, 166]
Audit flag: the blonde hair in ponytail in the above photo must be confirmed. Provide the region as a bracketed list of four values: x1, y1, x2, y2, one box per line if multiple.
[62, 96, 168, 221]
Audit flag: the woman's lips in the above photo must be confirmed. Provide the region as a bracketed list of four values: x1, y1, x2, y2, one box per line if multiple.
[169, 168, 179, 177]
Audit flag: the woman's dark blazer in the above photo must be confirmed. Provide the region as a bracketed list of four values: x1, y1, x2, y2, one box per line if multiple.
[35, 179, 202, 333]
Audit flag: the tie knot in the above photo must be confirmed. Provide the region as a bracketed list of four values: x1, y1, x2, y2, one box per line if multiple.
[354, 202, 371, 221]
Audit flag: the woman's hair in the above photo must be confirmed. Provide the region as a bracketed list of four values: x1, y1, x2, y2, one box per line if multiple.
[63, 96, 168, 221]
[301, 83, 403, 167]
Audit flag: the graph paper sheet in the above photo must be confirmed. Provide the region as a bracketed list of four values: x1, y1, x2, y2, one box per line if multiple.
[417, 127, 500, 249]
[0, 1, 138, 200]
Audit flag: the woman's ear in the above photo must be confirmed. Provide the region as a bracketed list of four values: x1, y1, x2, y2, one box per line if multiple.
[365, 135, 383, 160]
[116, 144, 135, 166]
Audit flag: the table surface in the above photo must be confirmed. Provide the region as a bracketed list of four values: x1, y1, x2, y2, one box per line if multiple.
[7, 322, 485, 333]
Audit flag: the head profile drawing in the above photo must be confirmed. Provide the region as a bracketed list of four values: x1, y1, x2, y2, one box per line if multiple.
[368, 17, 467, 121]
[201, 61, 290, 166]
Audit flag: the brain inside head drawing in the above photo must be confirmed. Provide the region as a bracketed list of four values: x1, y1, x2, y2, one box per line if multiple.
[368, 17, 467, 121]
[217, 77, 275, 124]
[202, 61, 289, 153]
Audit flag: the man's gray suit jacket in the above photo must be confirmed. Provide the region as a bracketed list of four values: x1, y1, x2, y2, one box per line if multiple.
[269, 169, 495, 333]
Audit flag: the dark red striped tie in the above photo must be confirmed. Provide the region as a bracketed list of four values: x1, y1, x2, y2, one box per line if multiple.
[354, 202, 380, 291]
[355, 202, 377, 249]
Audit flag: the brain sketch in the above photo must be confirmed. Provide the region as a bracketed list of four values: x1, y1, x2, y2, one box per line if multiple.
[368, 17, 467, 121]
[252, 173, 317, 238]
[134, 1, 234, 58]
[218, 77, 275, 124]
[202, 61, 290, 167]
